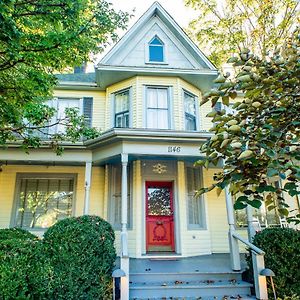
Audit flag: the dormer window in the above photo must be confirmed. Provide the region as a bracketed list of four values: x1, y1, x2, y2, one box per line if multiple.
[149, 36, 164, 62]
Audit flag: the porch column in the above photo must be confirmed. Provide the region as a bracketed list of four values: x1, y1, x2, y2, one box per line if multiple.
[224, 186, 241, 271]
[246, 205, 256, 241]
[83, 161, 92, 215]
[120, 153, 129, 300]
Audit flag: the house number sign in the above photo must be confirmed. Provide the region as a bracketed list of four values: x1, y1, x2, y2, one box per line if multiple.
[167, 146, 181, 153]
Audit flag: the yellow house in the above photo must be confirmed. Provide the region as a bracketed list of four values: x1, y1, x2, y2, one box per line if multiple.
[1, 2, 298, 300]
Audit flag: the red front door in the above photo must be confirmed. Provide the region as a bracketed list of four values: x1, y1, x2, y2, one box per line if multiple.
[146, 181, 175, 252]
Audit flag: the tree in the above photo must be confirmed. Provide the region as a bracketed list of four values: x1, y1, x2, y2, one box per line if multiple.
[198, 28, 300, 223]
[185, 0, 299, 67]
[0, 0, 129, 153]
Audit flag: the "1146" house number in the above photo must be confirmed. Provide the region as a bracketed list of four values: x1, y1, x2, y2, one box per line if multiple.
[167, 146, 181, 153]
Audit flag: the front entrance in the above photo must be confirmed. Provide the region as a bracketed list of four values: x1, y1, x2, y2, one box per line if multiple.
[146, 181, 175, 252]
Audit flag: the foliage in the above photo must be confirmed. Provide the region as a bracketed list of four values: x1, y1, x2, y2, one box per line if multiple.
[185, 0, 299, 67]
[247, 228, 300, 297]
[0, 228, 51, 299]
[197, 28, 300, 223]
[0, 0, 129, 153]
[43, 215, 116, 299]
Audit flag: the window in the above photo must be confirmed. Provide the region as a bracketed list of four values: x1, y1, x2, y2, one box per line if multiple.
[234, 181, 283, 228]
[14, 174, 75, 229]
[114, 89, 130, 128]
[48, 97, 93, 134]
[184, 91, 197, 131]
[186, 166, 206, 229]
[149, 36, 164, 62]
[146, 87, 169, 129]
[109, 164, 132, 230]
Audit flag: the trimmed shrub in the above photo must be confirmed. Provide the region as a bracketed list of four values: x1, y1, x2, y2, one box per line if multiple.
[0, 228, 51, 299]
[43, 215, 116, 300]
[248, 227, 300, 297]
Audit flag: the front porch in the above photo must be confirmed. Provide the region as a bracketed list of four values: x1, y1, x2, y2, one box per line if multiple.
[116, 254, 254, 300]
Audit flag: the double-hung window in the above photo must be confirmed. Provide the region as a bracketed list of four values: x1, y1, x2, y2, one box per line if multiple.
[184, 91, 197, 131]
[186, 166, 206, 229]
[146, 87, 169, 129]
[14, 174, 75, 229]
[48, 97, 93, 134]
[109, 164, 131, 230]
[149, 36, 164, 62]
[114, 89, 130, 128]
[234, 181, 284, 228]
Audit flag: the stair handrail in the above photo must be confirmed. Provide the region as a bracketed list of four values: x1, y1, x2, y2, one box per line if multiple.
[232, 232, 264, 255]
[231, 232, 268, 300]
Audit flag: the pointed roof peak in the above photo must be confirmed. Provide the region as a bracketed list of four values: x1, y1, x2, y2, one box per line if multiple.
[99, 1, 216, 71]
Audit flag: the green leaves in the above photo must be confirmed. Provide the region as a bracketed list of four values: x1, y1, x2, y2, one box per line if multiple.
[0, 0, 129, 152]
[196, 27, 300, 223]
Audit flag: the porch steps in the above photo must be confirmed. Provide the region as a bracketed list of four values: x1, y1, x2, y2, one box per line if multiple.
[129, 271, 253, 299]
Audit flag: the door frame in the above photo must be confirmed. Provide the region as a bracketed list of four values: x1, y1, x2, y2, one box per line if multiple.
[143, 179, 179, 254]
[145, 180, 175, 253]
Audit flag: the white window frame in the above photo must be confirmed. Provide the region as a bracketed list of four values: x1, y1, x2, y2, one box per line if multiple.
[143, 85, 173, 130]
[11, 173, 76, 231]
[111, 88, 132, 129]
[185, 164, 207, 230]
[145, 35, 168, 65]
[183, 89, 200, 131]
[48, 97, 83, 135]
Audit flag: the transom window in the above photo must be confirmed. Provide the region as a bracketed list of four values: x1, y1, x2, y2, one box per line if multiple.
[14, 174, 75, 229]
[149, 36, 164, 62]
[184, 91, 197, 131]
[146, 87, 169, 129]
[186, 166, 206, 229]
[114, 89, 130, 128]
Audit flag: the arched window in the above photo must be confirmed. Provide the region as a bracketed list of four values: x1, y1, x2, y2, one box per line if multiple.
[149, 36, 164, 62]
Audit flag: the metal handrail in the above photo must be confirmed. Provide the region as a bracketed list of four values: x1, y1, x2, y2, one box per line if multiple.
[232, 232, 265, 255]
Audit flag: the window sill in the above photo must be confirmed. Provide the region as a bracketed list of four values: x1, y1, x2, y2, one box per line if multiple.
[145, 61, 169, 65]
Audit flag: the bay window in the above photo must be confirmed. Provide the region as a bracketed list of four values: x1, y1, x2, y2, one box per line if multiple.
[146, 87, 170, 129]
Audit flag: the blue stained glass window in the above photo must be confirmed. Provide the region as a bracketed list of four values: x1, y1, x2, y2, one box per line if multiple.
[149, 36, 164, 62]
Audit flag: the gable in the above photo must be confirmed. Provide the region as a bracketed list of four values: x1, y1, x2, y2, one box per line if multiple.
[104, 18, 202, 69]
[99, 2, 216, 71]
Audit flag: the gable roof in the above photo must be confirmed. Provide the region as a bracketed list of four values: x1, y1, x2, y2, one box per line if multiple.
[96, 2, 218, 91]
[100, 2, 215, 70]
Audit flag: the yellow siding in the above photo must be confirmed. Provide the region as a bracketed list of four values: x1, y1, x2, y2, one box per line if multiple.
[0, 165, 105, 232]
[53, 90, 106, 131]
[204, 168, 229, 252]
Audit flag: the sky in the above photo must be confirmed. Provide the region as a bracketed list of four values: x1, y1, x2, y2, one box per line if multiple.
[109, 0, 198, 28]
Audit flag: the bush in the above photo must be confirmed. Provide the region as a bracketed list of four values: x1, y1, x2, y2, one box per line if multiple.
[248, 228, 300, 297]
[43, 215, 116, 300]
[0, 228, 51, 299]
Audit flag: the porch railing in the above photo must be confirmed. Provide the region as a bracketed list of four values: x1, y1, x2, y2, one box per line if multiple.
[231, 232, 268, 300]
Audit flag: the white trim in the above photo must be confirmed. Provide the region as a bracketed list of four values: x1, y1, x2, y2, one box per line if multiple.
[97, 64, 218, 75]
[111, 87, 132, 129]
[144, 85, 172, 130]
[145, 34, 168, 65]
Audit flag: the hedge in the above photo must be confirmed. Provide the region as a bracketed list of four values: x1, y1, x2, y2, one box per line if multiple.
[0, 228, 51, 299]
[248, 227, 300, 298]
[43, 215, 116, 299]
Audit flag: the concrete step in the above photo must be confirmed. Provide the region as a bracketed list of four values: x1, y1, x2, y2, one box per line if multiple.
[130, 271, 243, 283]
[129, 280, 252, 298]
